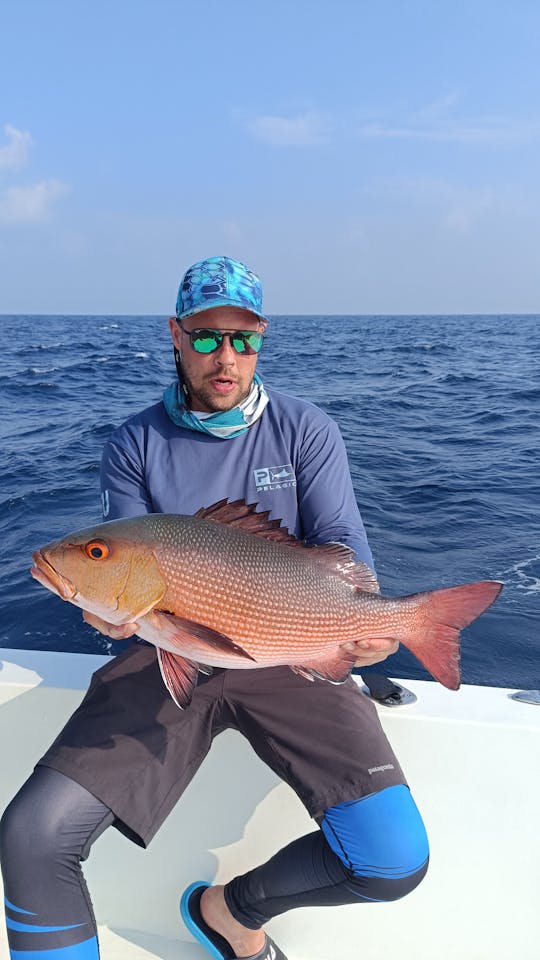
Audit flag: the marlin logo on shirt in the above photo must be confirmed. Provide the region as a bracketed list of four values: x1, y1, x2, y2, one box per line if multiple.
[254, 464, 296, 492]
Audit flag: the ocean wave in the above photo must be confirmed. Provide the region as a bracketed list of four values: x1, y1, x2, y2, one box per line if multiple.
[510, 387, 540, 401]
[392, 342, 456, 355]
[500, 555, 540, 595]
[2, 380, 61, 392]
[436, 372, 484, 385]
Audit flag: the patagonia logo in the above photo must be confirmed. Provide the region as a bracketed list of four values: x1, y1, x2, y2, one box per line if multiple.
[368, 763, 395, 775]
[254, 464, 296, 492]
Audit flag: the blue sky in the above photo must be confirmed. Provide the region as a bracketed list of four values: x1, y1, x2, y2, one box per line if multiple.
[1, 0, 539, 314]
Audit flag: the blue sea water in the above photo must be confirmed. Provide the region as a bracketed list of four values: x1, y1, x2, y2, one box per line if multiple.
[1, 314, 538, 688]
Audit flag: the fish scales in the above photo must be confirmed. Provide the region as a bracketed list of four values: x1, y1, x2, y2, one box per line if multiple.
[155, 515, 365, 655]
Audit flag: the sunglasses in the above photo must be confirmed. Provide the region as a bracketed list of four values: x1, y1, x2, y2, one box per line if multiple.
[178, 323, 265, 355]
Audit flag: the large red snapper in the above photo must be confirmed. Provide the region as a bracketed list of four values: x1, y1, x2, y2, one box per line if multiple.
[31, 499, 503, 708]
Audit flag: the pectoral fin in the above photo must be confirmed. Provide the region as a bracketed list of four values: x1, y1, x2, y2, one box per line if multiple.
[156, 612, 256, 661]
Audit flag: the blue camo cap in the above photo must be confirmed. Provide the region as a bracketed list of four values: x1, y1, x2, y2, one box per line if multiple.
[175, 256, 267, 323]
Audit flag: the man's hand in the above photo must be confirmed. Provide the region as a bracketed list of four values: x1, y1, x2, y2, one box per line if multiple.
[83, 611, 139, 641]
[341, 637, 399, 668]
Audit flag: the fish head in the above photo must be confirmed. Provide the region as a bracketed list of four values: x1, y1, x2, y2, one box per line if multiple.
[31, 520, 167, 624]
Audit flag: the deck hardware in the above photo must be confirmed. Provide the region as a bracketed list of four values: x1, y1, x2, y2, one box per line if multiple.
[509, 690, 540, 705]
[359, 673, 417, 706]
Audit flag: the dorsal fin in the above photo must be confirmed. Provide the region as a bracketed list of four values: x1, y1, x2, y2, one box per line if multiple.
[194, 500, 380, 592]
[195, 499, 300, 545]
[309, 545, 380, 593]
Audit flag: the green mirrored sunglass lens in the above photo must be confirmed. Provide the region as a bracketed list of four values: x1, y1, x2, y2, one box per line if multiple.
[193, 335, 219, 353]
[237, 333, 263, 353]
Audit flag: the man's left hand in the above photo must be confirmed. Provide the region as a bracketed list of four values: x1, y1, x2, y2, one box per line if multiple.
[341, 638, 399, 668]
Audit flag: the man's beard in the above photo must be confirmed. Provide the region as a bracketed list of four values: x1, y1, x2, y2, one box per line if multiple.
[175, 350, 252, 413]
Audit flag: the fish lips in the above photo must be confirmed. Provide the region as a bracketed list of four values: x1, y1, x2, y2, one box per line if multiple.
[31, 550, 77, 601]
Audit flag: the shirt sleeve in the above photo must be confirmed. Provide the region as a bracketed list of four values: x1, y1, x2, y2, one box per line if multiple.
[295, 414, 375, 572]
[100, 438, 155, 521]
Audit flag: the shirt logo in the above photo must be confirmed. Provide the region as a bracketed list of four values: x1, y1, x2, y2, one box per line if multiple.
[254, 464, 296, 492]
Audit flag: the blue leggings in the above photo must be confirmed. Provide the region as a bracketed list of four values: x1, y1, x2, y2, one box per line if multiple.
[1, 768, 428, 957]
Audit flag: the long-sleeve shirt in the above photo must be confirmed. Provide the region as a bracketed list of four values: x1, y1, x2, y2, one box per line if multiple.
[100, 386, 374, 570]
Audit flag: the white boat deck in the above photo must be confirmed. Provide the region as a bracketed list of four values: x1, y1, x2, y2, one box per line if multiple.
[0, 648, 538, 959]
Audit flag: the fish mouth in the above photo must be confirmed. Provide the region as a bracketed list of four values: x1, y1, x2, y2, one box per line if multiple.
[31, 551, 77, 601]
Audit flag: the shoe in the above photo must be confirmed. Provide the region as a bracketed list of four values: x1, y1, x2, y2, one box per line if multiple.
[180, 881, 288, 960]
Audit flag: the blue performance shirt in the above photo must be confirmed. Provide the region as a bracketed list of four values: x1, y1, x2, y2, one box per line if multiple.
[100, 386, 374, 570]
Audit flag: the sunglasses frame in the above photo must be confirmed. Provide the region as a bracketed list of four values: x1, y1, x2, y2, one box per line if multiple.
[177, 322, 265, 356]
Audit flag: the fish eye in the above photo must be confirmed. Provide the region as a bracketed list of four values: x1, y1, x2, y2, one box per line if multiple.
[84, 540, 110, 561]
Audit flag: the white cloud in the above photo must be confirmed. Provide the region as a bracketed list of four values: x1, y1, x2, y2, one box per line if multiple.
[0, 179, 70, 223]
[248, 110, 328, 146]
[0, 124, 33, 171]
[412, 91, 461, 122]
[352, 174, 521, 239]
[356, 111, 540, 146]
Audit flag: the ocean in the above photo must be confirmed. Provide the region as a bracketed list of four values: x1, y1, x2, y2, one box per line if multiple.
[1, 314, 538, 689]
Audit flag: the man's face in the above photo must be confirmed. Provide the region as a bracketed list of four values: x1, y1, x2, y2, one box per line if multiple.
[168, 306, 265, 413]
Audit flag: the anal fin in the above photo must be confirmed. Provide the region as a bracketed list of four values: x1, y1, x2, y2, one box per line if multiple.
[292, 648, 358, 685]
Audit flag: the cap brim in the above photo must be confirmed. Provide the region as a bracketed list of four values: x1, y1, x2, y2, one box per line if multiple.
[176, 298, 268, 324]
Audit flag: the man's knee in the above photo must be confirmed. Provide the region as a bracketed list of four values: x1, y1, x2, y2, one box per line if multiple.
[1, 772, 66, 872]
[1, 767, 113, 878]
[344, 856, 429, 901]
[321, 784, 429, 903]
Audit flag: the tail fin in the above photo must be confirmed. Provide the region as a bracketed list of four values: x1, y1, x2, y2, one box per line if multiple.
[403, 581, 503, 689]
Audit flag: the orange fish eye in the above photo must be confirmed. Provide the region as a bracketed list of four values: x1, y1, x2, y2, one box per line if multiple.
[84, 540, 110, 561]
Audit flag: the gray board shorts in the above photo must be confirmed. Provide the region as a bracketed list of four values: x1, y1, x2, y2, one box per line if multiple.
[38, 643, 406, 847]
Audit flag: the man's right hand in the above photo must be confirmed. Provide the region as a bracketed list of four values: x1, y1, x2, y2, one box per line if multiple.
[83, 611, 139, 640]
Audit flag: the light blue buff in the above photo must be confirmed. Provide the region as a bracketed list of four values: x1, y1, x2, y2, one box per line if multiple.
[162, 373, 269, 439]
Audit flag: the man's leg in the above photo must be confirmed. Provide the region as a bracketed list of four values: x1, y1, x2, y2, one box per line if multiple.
[1, 647, 236, 958]
[191, 667, 427, 957]
[198, 784, 428, 956]
[0, 766, 114, 959]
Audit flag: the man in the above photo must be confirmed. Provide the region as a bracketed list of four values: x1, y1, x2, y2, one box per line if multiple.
[1, 257, 429, 960]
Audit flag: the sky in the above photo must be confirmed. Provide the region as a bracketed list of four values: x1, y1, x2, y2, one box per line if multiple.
[1, 0, 539, 315]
